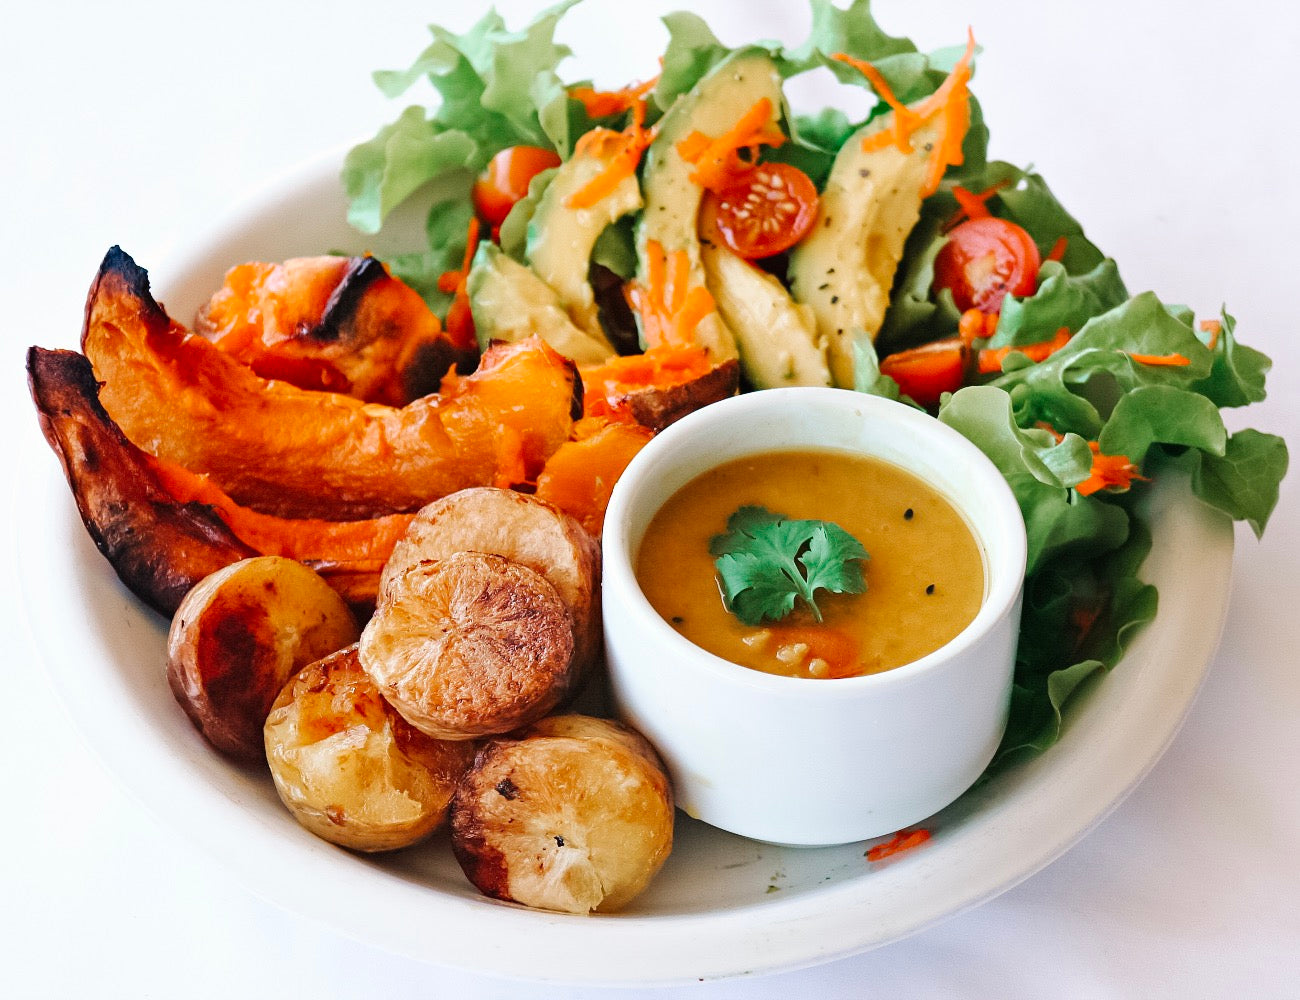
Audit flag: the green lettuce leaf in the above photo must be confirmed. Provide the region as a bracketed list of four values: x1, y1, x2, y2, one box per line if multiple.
[654, 12, 738, 110]
[993, 259, 1130, 347]
[343, 2, 579, 240]
[381, 198, 476, 313]
[1191, 429, 1289, 538]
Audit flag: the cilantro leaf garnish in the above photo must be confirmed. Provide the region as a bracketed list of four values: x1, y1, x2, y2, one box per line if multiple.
[709, 506, 869, 625]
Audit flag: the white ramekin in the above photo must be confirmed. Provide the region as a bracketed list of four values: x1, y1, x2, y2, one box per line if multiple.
[602, 387, 1027, 846]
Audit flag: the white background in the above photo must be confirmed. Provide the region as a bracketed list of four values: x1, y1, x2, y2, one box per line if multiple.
[2, 1, 1297, 996]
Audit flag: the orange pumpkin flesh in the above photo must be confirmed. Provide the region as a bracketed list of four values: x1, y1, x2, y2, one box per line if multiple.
[82, 248, 581, 520]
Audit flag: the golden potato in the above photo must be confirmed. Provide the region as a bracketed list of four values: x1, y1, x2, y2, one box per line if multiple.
[450, 714, 674, 914]
[377, 487, 601, 672]
[360, 552, 577, 741]
[265, 646, 476, 851]
[167, 556, 360, 761]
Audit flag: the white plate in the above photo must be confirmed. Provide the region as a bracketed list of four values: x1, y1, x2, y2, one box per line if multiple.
[18, 153, 1236, 986]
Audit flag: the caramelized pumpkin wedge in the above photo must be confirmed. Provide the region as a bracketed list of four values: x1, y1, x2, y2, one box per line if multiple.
[196, 255, 476, 405]
[534, 417, 653, 535]
[82, 248, 581, 520]
[28, 346, 258, 616]
[27, 346, 405, 616]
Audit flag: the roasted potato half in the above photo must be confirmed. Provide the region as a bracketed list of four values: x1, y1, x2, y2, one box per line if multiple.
[167, 556, 361, 762]
[265, 646, 477, 851]
[378, 487, 601, 671]
[451, 714, 674, 914]
[360, 551, 576, 741]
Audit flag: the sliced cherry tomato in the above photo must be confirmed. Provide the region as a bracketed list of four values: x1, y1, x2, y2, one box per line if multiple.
[704, 162, 819, 259]
[932, 217, 1042, 313]
[879, 338, 969, 409]
[472, 145, 562, 229]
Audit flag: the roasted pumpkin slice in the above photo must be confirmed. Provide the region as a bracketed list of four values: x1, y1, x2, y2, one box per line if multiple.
[535, 417, 653, 535]
[196, 255, 475, 405]
[27, 346, 409, 616]
[82, 248, 580, 520]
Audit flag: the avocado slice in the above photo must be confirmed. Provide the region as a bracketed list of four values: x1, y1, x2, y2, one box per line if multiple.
[788, 114, 943, 387]
[637, 49, 791, 363]
[466, 242, 617, 366]
[525, 140, 643, 346]
[699, 240, 831, 387]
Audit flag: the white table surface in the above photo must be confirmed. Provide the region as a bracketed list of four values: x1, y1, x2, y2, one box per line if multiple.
[3, 1, 1296, 996]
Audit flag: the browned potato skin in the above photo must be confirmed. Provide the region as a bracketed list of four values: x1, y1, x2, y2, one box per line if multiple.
[378, 488, 602, 673]
[168, 557, 361, 762]
[451, 714, 674, 914]
[26, 346, 261, 617]
[265, 646, 477, 851]
[361, 552, 577, 741]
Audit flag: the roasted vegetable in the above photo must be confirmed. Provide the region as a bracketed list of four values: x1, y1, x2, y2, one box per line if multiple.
[360, 551, 577, 740]
[28, 346, 259, 616]
[82, 247, 581, 519]
[26, 346, 411, 616]
[376, 487, 602, 673]
[534, 418, 653, 535]
[196, 255, 475, 405]
[450, 714, 674, 914]
[580, 346, 739, 431]
[168, 557, 361, 762]
[265, 645, 477, 851]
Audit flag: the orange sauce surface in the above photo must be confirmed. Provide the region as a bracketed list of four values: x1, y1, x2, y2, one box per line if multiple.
[635, 449, 985, 678]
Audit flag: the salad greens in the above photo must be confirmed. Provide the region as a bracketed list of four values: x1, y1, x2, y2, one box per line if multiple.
[343, 0, 1287, 770]
[709, 506, 869, 626]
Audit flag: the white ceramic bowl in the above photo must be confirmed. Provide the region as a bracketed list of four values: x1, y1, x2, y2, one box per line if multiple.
[602, 387, 1028, 846]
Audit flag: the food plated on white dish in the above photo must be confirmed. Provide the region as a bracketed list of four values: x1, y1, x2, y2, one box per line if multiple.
[20, 0, 1286, 983]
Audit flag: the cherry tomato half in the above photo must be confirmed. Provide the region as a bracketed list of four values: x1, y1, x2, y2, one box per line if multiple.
[932, 217, 1042, 313]
[472, 145, 562, 229]
[878, 338, 969, 409]
[704, 162, 819, 259]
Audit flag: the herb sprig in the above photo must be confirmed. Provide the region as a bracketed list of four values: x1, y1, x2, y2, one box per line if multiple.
[709, 506, 869, 625]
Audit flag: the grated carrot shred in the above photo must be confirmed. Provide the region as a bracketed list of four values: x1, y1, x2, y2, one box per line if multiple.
[948, 181, 1006, 225]
[1069, 596, 1106, 650]
[866, 828, 932, 862]
[437, 216, 481, 294]
[1038, 423, 1147, 496]
[1046, 235, 1069, 262]
[570, 74, 659, 118]
[977, 327, 1070, 373]
[1040, 421, 1154, 494]
[958, 307, 999, 344]
[1127, 352, 1191, 367]
[567, 96, 659, 209]
[674, 97, 786, 192]
[1200, 318, 1223, 350]
[436, 216, 481, 350]
[1076, 443, 1148, 496]
[833, 29, 977, 197]
[624, 239, 716, 349]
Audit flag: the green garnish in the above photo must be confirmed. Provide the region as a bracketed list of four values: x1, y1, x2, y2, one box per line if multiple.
[709, 506, 869, 626]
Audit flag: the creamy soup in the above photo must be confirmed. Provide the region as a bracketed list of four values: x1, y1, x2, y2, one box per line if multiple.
[635, 449, 985, 678]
